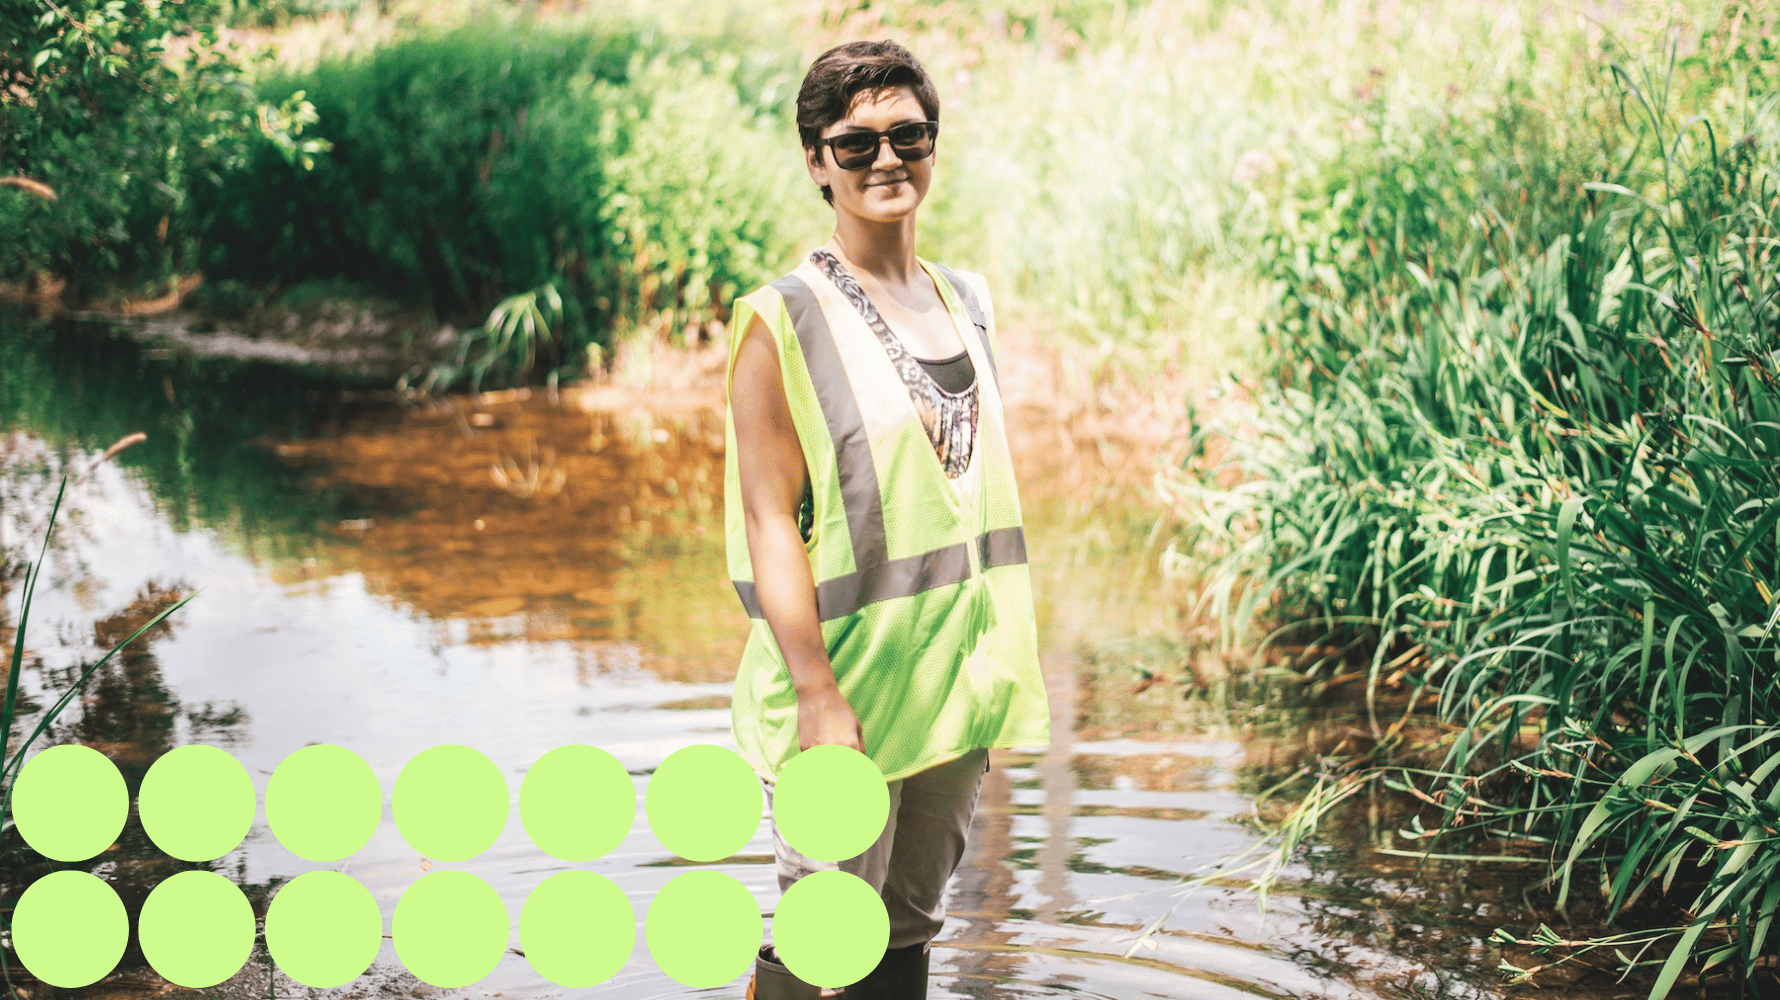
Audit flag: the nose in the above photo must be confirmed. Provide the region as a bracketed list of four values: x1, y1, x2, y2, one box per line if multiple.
[871, 135, 902, 172]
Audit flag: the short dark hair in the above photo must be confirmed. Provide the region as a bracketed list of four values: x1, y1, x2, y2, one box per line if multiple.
[795, 40, 941, 207]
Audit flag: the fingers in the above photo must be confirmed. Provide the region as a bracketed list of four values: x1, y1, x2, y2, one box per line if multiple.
[795, 702, 867, 753]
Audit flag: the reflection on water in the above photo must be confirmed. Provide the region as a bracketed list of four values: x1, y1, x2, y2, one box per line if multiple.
[262, 387, 740, 681]
[0, 313, 1590, 1000]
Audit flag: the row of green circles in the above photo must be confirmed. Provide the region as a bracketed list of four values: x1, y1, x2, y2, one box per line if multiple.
[17, 865, 889, 990]
[19, 742, 889, 865]
[12, 742, 896, 990]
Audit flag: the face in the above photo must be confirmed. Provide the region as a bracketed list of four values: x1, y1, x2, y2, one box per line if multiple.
[807, 85, 936, 223]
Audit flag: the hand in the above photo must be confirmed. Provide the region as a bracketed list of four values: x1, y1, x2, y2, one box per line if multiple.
[795, 684, 865, 753]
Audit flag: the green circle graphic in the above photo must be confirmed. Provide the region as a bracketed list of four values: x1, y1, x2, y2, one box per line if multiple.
[518, 871, 635, 986]
[265, 871, 383, 988]
[392, 870, 509, 987]
[644, 871, 761, 988]
[139, 870, 255, 988]
[266, 744, 382, 861]
[773, 745, 887, 862]
[644, 745, 761, 862]
[13, 744, 127, 862]
[13, 870, 128, 987]
[138, 744, 257, 862]
[772, 871, 889, 988]
[392, 745, 508, 862]
[519, 744, 634, 862]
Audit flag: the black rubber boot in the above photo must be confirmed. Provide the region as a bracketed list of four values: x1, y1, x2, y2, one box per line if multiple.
[747, 945, 828, 999]
[841, 941, 929, 1000]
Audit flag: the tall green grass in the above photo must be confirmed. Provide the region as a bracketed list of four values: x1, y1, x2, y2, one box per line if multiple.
[1155, 7, 1780, 994]
[193, 8, 827, 387]
[901, 0, 1622, 379]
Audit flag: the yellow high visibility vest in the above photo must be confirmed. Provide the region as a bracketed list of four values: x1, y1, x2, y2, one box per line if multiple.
[722, 251, 1052, 784]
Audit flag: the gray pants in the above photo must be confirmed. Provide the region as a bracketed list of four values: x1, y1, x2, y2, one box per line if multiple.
[764, 748, 990, 952]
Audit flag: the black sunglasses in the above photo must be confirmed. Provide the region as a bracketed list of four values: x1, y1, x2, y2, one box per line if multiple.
[817, 121, 940, 171]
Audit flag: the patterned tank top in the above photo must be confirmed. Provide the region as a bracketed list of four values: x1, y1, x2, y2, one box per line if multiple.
[808, 249, 979, 477]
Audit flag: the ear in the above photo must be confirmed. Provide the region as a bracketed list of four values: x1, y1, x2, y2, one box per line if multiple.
[805, 145, 830, 191]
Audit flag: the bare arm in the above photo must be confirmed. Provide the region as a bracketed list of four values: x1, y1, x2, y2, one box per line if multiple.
[732, 312, 864, 752]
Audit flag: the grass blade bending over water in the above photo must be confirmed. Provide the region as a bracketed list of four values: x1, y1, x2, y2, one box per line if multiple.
[0, 476, 197, 989]
[1155, 13, 1780, 996]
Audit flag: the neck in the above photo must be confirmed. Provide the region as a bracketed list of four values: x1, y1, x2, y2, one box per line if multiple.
[826, 210, 921, 287]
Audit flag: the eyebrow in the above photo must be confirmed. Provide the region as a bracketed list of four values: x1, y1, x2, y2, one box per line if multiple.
[838, 118, 923, 132]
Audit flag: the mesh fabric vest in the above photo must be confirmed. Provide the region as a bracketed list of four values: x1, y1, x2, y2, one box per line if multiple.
[723, 253, 1052, 784]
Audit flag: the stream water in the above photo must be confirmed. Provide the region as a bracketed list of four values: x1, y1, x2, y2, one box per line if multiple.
[0, 314, 1609, 1000]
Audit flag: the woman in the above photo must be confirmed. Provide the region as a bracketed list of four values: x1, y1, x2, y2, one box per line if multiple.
[724, 39, 1051, 1000]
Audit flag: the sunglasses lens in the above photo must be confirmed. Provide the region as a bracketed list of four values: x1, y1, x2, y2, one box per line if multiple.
[889, 124, 934, 153]
[832, 134, 879, 158]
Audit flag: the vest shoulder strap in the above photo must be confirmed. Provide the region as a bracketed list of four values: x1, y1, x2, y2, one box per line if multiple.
[932, 263, 999, 388]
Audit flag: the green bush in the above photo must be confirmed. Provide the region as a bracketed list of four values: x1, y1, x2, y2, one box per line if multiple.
[1160, 8, 1780, 995]
[190, 17, 820, 387]
[0, 0, 284, 296]
[585, 50, 827, 348]
[193, 24, 639, 316]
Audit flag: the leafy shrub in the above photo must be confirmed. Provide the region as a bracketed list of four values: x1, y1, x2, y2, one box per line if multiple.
[192, 24, 639, 315]
[0, 0, 291, 296]
[584, 50, 827, 347]
[189, 17, 820, 387]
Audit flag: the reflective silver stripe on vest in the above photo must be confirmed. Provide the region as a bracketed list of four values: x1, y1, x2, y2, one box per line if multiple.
[816, 542, 970, 620]
[729, 274, 1025, 622]
[733, 528, 1025, 621]
[774, 275, 889, 571]
[978, 525, 1027, 569]
[932, 264, 998, 389]
[734, 580, 764, 619]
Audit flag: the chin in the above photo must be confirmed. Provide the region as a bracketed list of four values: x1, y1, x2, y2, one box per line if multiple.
[853, 190, 920, 216]
[859, 207, 917, 223]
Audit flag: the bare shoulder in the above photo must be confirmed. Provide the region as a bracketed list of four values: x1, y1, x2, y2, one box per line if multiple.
[731, 310, 796, 443]
[732, 312, 778, 388]
[730, 300, 805, 510]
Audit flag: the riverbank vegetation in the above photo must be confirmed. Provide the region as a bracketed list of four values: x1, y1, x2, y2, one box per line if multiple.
[1156, 4, 1780, 995]
[12, 0, 1569, 394]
